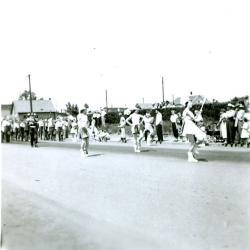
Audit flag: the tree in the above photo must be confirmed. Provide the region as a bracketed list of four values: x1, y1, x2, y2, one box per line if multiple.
[65, 102, 79, 116]
[18, 90, 37, 100]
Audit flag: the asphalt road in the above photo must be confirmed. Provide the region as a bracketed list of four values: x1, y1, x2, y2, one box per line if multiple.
[1, 141, 250, 250]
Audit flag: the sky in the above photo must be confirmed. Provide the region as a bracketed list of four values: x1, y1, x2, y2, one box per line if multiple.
[1, 0, 250, 111]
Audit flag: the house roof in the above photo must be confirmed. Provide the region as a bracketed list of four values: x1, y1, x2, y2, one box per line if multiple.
[12, 100, 56, 113]
[137, 103, 154, 109]
[174, 95, 210, 105]
[1, 104, 12, 111]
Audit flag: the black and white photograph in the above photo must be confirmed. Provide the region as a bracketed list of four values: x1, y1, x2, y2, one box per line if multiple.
[1, 0, 250, 249]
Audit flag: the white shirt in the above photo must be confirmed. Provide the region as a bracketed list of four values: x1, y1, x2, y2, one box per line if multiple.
[13, 122, 20, 129]
[119, 117, 126, 127]
[77, 113, 89, 128]
[55, 120, 63, 129]
[48, 118, 54, 128]
[38, 120, 44, 127]
[170, 114, 178, 123]
[126, 113, 142, 125]
[101, 110, 106, 117]
[143, 116, 154, 130]
[225, 110, 235, 119]
[155, 112, 163, 125]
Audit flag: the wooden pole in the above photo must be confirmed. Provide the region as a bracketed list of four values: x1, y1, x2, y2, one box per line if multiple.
[105, 89, 108, 111]
[162, 76, 165, 102]
[28, 74, 33, 114]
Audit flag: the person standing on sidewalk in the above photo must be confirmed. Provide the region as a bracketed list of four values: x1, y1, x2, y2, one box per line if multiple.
[225, 103, 236, 147]
[155, 109, 163, 144]
[118, 112, 127, 143]
[234, 104, 245, 146]
[170, 110, 179, 142]
[38, 118, 44, 140]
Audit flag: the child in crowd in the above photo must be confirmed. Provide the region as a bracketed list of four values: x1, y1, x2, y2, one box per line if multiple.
[241, 117, 250, 147]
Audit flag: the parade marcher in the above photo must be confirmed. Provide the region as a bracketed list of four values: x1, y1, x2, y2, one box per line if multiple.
[27, 114, 38, 147]
[182, 101, 207, 162]
[77, 105, 90, 158]
[155, 109, 163, 144]
[38, 118, 44, 140]
[118, 112, 127, 143]
[234, 104, 245, 146]
[142, 111, 155, 146]
[125, 105, 144, 152]
[225, 103, 236, 147]
[170, 110, 179, 141]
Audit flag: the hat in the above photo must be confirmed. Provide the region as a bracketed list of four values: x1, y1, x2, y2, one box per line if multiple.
[227, 103, 235, 108]
[135, 103, 141, 110]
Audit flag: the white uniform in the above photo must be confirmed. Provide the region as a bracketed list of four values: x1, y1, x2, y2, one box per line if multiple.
[77, 113, 89, 130]
[119, 116, 126, 139]
[182, 108, 206, 141]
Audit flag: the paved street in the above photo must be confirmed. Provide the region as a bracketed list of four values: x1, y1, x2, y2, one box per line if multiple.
[1, 141, 250, 250]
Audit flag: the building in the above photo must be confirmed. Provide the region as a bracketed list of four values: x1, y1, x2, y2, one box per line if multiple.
[174, 95, 210, 106]
[11, 100, 57, 119]
[1, 104, 12, 118]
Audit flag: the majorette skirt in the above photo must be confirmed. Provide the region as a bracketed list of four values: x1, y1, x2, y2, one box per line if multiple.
[182, 119, 206, 141]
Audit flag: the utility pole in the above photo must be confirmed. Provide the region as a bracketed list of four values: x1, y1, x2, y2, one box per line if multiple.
[105, 89, 108, 111]
[142, 97, 144, 104]
[28, 74, 33, 114]
[162, 76, 165, 103]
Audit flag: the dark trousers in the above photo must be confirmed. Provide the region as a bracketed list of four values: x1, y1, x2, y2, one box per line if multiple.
[172, 123, 179, 139]
[4, 127, 11, 142]
[156, 124, 163, 142]
[15, 128, 19, 140]
[39, 126, 44, 140]
[30, 128, 38, 147]
[226, 120, 236, 145]
[44, 127, 48, 140]
[20, 127, 25, 141]
[49, 127, 55, 140]
[144, 130, 149, 141]
[235, 121, 243, 144]
[24, 130, 29, 141]
[57, 127, 63, 141]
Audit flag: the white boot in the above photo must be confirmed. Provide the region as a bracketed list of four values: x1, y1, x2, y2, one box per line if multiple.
[188, 152, 198, 162]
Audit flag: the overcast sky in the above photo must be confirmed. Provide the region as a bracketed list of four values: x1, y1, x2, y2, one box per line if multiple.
[1, 0, 249, 110]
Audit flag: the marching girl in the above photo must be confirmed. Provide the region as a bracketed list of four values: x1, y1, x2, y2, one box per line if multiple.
[141, 112, 155, 146]
[182, 101, 207, 162]
[77, 104, 90, 158]
[125, 105, 144, 152]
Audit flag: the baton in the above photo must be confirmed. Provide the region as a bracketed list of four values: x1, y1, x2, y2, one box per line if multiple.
[200, 97, 206, 113]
